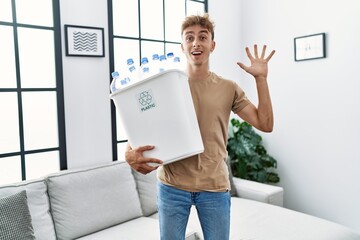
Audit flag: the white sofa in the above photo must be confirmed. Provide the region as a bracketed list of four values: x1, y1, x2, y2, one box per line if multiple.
[0, 161, 359, 240]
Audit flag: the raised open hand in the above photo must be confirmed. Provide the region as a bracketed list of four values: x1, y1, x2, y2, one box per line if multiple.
[237, 44, 275, 80]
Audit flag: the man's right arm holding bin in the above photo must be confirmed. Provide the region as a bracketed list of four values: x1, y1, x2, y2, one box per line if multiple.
[125, 143, 163, 174]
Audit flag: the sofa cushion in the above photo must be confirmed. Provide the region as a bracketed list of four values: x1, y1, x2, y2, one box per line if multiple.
[232, 177, 283, 206]
[229, 197, 360, 240]
[0, 179, 56, 240]
[46, 161, 143, 240]
[76, 217, 198, 240]
[187, 197, 360, 240]
[0, 190, 35, 240]
[132, 169, 158, 216]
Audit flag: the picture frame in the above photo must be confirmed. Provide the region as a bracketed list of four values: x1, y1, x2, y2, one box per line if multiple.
[64, 25, 105, 57]
[294, 33, 326, 61]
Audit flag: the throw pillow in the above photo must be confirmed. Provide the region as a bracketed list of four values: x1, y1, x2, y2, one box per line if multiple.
[0, 190, 35, 240]
[132, 169, 158, 216]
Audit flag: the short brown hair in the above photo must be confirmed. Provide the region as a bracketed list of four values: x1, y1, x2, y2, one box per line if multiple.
[181, 13, 215, 40]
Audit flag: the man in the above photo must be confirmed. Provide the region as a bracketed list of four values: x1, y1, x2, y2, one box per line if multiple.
[125, 13, 275, 240]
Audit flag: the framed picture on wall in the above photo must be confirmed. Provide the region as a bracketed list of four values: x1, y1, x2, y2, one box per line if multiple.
[294, 33, 326, 61]
[65, 25, 105, 57]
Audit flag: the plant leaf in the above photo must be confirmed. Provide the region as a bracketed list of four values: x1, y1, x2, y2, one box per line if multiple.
[227, 118, 280, 183]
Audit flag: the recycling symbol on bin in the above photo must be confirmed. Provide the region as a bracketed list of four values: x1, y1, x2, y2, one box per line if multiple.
[138, 91, 153, 106]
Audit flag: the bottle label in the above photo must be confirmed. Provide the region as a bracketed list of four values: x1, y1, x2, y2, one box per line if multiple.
[136, 89, 157, 112]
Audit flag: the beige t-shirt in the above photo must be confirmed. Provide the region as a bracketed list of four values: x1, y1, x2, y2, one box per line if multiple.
[157, 72, 250, 192]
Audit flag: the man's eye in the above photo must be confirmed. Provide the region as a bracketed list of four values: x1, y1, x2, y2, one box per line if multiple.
[186, 36, 194, 42]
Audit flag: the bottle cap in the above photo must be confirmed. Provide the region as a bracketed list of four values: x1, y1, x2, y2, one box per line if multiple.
[166, 52, 174, 58]
[141, 57, 149, 64]
[159, 55, 166, 61]
[127, 58, 134, 65]
[152, 54, 159, 60]
[111, 71, 119, 78]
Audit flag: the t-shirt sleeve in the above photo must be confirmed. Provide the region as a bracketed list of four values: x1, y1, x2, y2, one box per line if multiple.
[231, 81, 251, 113]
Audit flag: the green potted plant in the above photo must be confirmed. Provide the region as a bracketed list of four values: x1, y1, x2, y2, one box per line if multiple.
[227, 118, 280, 184]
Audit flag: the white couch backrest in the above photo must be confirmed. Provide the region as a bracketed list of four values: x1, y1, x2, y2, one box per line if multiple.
[0, 179, 56, 240]
[46, 161, 143, 240]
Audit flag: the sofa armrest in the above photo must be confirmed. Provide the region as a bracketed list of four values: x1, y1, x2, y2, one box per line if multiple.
[232, 177, 284, 207]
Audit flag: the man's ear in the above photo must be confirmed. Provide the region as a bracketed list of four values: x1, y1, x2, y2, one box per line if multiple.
[211, 41, 216, 52]
[181, 43, 185, 53]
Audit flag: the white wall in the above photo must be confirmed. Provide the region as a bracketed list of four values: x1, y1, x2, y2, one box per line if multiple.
[210, 0, 360, 233]
[208, 0, 242, 82]
[60, 0, 112, 169]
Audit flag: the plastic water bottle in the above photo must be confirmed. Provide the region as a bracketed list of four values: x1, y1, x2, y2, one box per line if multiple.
[173, 56, 181, 70]
[126, 58, 138, 82]
[159, 54, 167, 72]
[139, 57, 150, 80]
[110, 71, 128, 93]
[166, 52, 175, 69]
[110, 71, 119, 93]
[151, 54, 160, 75]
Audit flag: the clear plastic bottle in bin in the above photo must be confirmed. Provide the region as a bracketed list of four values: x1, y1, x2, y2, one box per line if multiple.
[151, 54, 160, 75]
[159, 54, 167, 72]
[126, 58, 138, 82]
[110, 71, 128, 93]
[139, 57, 150, 80]
[166, 52, 175, 69]
[110, 71, 119, 93]
[173, 56, 181, 70]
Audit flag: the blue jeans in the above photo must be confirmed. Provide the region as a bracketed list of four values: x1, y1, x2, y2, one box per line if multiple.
[157, 182, 231, 240]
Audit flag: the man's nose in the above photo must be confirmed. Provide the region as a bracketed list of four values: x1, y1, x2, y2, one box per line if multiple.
[193, 40, 200, 47]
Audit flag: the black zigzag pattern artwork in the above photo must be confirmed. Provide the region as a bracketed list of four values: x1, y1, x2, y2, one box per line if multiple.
[72, 31, 98, 52]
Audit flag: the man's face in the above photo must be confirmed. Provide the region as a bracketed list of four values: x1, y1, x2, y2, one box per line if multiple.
[181, 25, 215, 66]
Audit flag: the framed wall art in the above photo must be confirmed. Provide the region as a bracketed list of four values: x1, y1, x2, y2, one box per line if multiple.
[65, 25, 105, 57]
[294, 33, 326, 61]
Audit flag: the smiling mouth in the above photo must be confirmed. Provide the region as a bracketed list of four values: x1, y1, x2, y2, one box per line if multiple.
[191, 51, 202, 55]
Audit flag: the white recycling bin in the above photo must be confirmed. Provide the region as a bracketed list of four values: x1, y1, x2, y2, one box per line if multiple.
[110, 69, 204, 165]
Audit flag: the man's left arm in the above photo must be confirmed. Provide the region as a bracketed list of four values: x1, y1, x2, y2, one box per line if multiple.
[236, 44, 275, 132]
